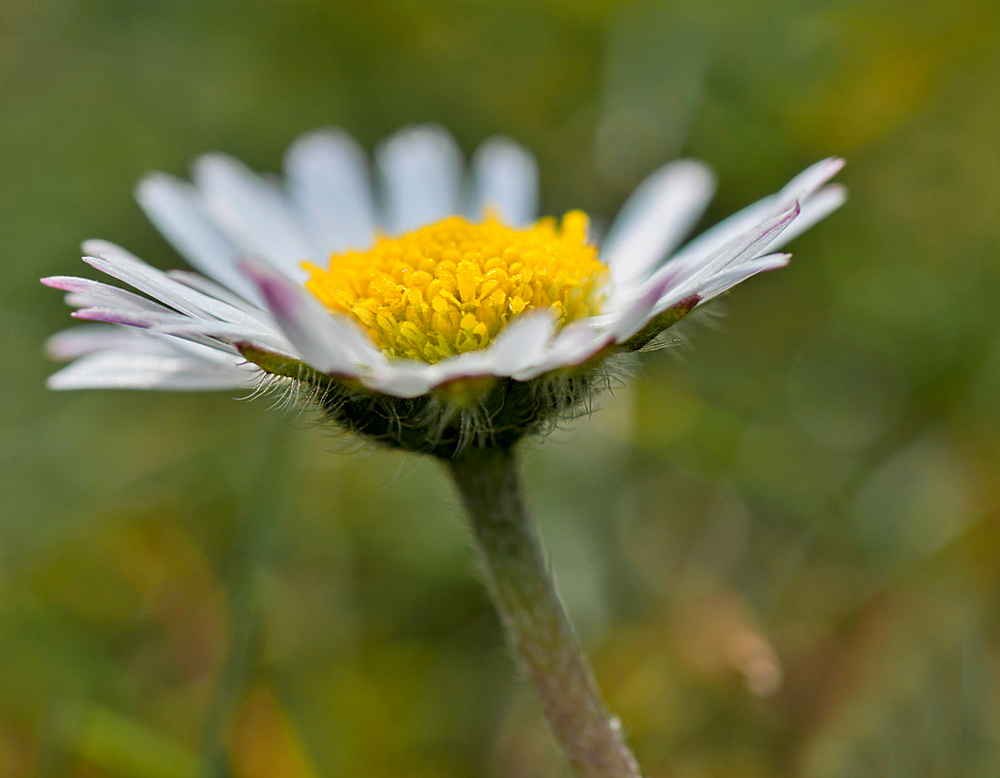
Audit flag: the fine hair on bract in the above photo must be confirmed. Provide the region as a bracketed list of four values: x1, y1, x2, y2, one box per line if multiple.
[248, 360, 612, 459]
[239, 302, 720, 460]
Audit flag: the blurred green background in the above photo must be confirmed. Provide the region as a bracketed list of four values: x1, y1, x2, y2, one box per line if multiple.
[2, 0, 999, 775]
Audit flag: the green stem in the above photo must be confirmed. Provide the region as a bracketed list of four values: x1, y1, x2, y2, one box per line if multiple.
[447, 447, 642, 778]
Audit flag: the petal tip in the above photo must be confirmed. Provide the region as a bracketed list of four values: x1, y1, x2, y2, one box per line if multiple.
[134, 171, 180, 203]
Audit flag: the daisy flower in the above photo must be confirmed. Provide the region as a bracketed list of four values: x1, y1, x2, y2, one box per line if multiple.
[45, 124, 843, 457]
[43, 124, 844, 778]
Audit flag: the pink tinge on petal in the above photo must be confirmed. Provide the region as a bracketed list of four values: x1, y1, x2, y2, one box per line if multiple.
[694, 253, 792, 302]
[762, 184, 846, 254]
[240, 257, 387, 377]
[637, 199, 799, 319]
[41, 276, 93, 293]
[658, 159, 844, 280]
[42, 276, 171, 313]
[82, 241, 272, 331]
[243, 264, 303, 326]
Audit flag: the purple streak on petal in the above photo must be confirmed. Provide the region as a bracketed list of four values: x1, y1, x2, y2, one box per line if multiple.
[239, 257, 385, 375]
[42, 276, 170, 312]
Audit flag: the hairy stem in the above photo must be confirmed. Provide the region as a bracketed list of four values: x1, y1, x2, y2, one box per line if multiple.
[447, 447, 641, 778]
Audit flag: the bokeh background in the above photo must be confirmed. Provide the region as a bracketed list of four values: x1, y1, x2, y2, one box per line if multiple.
[2, 0, 998, 775]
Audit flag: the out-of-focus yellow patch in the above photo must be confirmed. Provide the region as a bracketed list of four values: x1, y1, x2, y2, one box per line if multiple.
[230, 684, 320, 778]
[788, 48, 933, 151]
[305, 213, 606, 363]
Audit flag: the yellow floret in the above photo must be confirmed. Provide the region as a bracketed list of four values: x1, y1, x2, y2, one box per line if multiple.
[303, 213, 606, 363]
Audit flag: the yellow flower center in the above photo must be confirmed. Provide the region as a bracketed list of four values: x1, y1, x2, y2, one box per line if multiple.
[303, 212, 606, 363]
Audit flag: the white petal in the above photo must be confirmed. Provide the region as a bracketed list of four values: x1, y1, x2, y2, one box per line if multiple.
[430, 311, 557, 385]
[165, 270, 268, 316]
[66, 297, 296, 357]
[469, 137, 539, 228]
[42, 276, 170, 313]
[361, 362, 440, 399]
[608, 274, 678, 343]
[670, 158, 843, 268]
[602, 160, 716, 293]
[47, 350, 257, 391]
[481, 311, 556, 374]
[691, 252, 791, 302]
[360, 313, 559, 398]
[778, 157, 846, 203]
[762, 184, 846, 253]
[82, 241, 275, 333]
[63, 292, 103, 308]
[136, 173, 264, 304]
[356, 314, 558, 398]
[72, 306, 197, 328]
[193, 153, 320, 280]
[241, 258, 387, 376]
[69, 307, 244, 354]
[51, 322, 252, 367]
[46, 324, 150, 360]
[376, 124, 463, 234]
[284, 128, 377, 254]
[681, 201, 798, 285]
[152, 333, 256, 365]
[147, 319, 293, 356]
[642, 200, 799, 314]
[512, 321, 614, 381]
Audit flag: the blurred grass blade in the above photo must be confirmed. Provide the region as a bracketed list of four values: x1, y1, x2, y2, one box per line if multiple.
[73, 702, 207, 778]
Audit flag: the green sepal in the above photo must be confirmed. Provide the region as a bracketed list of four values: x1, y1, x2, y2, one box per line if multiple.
[238, 344, 340, 389]
[616, 295, 699, 352]
[432, 374, 499, 407]
[238, 344, 601, 459]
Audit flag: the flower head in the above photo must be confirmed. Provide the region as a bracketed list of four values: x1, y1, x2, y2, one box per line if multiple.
[304, 212, 605, 362]
[44, 125, 844, 457]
